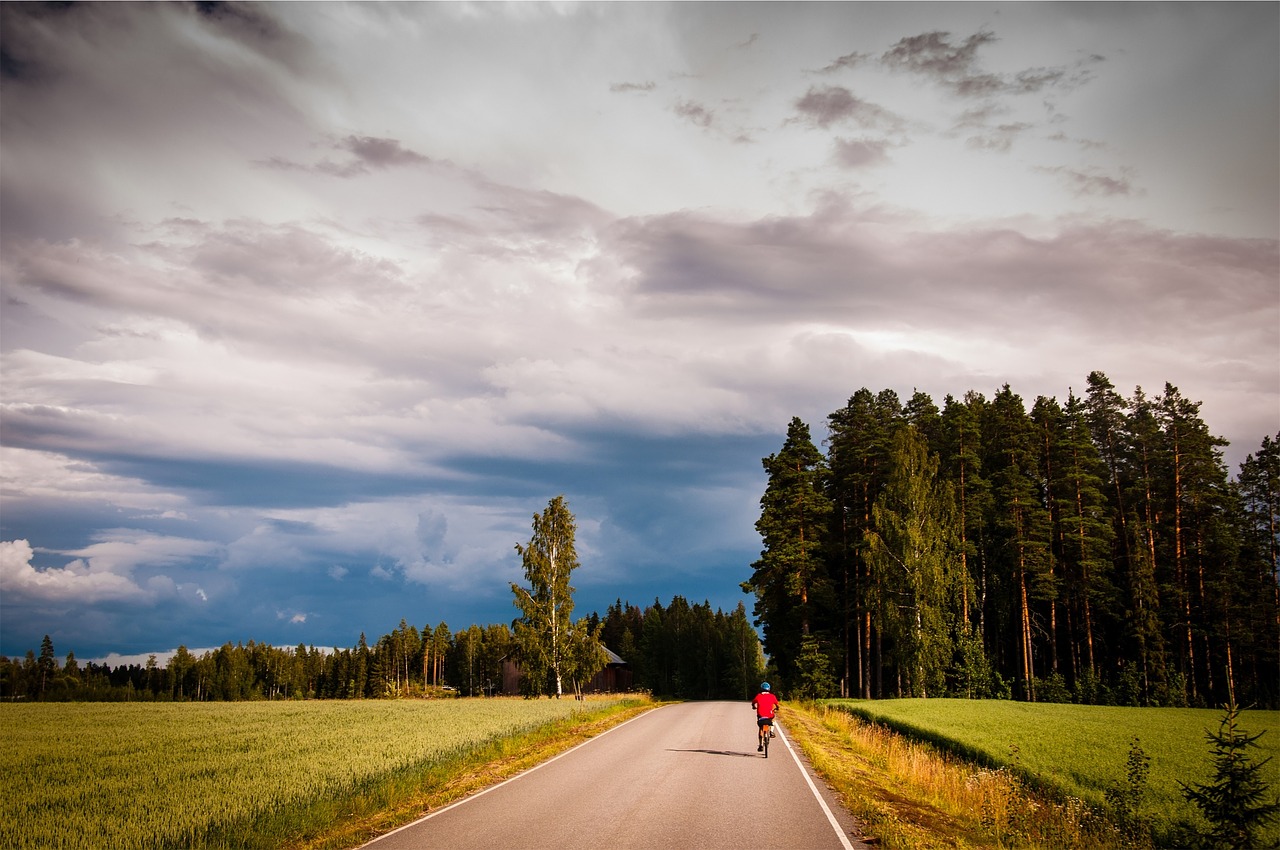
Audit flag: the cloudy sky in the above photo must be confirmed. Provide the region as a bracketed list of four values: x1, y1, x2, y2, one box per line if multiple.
[1, 2, 1277, 662]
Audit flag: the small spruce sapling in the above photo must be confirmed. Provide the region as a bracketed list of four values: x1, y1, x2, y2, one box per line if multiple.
[1179, 699, 1280, 849]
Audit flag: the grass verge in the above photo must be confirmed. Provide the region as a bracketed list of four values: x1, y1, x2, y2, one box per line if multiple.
[783, 702, 1139, 849]
[281, 696, 660, 850]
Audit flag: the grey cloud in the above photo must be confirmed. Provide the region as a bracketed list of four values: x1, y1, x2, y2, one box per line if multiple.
[794, 85, 899, 130]
[192, 1, 290, 48]
[883, 30, 996, 79]
[339, 136, 432, 169]
[674, 99, 715, 128]
[965, 122, 1034, 152]
[832, 138, 892, 169]
[261, 136, 432, 179]
[882, 29, 1094, 99]
[816, 51, 871, 74]
[610, 81, 656, 93]
[608, 203, 1277, 351]
[1037, 165, 1136, 196]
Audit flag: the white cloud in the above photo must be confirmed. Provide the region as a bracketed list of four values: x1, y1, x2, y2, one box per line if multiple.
[1, 539, 149, 603]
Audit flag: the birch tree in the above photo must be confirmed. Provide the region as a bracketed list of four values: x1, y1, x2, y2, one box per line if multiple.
[512, 495, 580, 697]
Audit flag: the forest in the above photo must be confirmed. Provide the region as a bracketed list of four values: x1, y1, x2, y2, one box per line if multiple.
[743, 371, 1280, 709]
[0, 597, 764, 702]
[4, 370, 1275, 709]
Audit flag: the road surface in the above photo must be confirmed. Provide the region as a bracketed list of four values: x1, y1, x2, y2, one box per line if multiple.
[363, 700, 868, 849]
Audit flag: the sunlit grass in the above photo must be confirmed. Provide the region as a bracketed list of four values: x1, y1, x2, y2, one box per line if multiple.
[0, 697, 646, 850]
[824, 698, 1280, 846]
[786, 702, 1137, 848]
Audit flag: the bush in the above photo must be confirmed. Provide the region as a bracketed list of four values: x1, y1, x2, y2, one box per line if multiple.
[1034, 673, 1073, 704]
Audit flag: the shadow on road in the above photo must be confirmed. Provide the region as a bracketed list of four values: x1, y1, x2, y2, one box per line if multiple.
[666, 748, 760, 759]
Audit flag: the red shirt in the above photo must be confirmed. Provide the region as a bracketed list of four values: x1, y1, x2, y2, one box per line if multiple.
[752, 692, 779, 719]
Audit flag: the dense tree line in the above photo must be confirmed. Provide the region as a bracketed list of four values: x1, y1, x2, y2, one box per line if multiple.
[0, 621, 492, 702]
[743, 371, 1280, 708]
[599, 598, 765, 700]
[0, 597, 765, 702]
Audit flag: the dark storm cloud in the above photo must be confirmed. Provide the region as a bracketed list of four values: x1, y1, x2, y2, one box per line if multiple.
[193, 1, 284, 39]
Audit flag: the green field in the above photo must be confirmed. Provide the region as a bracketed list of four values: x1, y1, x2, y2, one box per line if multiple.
[0, 698, 627, 850]
[827, 698, 1280, 843]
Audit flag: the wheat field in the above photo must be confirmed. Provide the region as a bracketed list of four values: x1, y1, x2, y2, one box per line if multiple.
[0, 698, 612, 849]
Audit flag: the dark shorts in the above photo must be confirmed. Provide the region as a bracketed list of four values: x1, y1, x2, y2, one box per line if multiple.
[757, 716, 776, 729]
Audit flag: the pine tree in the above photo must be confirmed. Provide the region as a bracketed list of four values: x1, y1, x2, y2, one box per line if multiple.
[1125, 387, 1173, 705]
[1031, 395, 1069, 678]
[1057, 389, 1118, 695]
[37, 635, 56, 697]
[985, 386, 1055, 701]
[1180, 700, 1280, 848]
[794, 634, 838, 699]
[512, 495, 581, 698]
[827, 390, 902, 698]
[743, 417, 832, 690]
[1236, 434, 1280, 706]
[863, 425, 965, 697]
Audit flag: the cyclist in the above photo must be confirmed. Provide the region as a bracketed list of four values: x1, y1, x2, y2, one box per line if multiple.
[751, 682, 779, 752]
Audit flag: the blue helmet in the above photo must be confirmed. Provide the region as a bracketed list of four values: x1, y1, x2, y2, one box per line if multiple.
[760, 682, 771, 691]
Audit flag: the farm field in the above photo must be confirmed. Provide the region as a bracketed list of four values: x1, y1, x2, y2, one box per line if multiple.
[0, 697, 637, 850]
[827, 698, 1280, 844]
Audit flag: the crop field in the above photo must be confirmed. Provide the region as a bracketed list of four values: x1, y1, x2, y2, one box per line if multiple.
[0, 698, 622, 850]
[828, 698, 1280, 843]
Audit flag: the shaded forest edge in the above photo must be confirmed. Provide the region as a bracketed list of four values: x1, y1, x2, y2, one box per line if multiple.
[743, 371, 1279, 709]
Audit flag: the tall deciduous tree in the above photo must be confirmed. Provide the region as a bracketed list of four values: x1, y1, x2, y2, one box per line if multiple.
[512, 495, 581, 698]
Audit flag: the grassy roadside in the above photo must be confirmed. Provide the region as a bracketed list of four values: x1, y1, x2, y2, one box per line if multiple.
[783, 702, 1138, 849]
[284, 697, 661, 850]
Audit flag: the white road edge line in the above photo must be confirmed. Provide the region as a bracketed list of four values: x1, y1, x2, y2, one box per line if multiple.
[361, 703, 668, 848]
[778, 723, 857, 850]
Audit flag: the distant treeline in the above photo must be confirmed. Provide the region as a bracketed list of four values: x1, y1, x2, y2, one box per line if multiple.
[0, 596, 764, 702]
[743, 371, 1279, 708]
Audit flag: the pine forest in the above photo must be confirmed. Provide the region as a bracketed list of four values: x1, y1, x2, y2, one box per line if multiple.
[744, 371, 1279, 709]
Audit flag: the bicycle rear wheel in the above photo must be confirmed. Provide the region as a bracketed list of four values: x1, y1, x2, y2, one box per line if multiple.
[762, 723, 770, 757]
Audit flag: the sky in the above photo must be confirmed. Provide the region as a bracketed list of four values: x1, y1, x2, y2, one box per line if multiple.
[1, 2, 1277, 664]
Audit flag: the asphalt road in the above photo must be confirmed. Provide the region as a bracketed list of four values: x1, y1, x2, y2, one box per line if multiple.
[363, 700, 869, 850]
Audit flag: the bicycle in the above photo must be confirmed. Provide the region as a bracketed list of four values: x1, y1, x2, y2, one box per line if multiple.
[757, 717, 775, 757]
